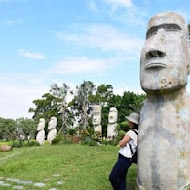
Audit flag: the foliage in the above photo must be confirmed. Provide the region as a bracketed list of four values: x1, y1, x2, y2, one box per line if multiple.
[15, 117, 36, 139]
[11, 140, 40, 148]
[52, 132, 73, 145]
[52, 132, 65, 145]
[50, 83, 74, 132]
[69, 81, 96, 130]
[81, 137, 98, 146]
[28, 93, 62, 132]
[0, 118, 17, 140]
[108, 91, 146, 123]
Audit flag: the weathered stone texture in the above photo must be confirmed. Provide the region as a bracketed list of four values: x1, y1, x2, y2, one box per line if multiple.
[138, 12, 190, 190]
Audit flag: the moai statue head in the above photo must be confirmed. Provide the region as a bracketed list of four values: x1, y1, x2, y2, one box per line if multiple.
[48, 117, 57, 130]
[108, 107, 118, 124]
[140, 12, 190, 93]
[37, 118, 45, 131]
[92, 105, 101, 126]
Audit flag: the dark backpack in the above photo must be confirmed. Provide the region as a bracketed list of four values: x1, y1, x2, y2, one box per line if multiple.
[129, 129, 138, 164]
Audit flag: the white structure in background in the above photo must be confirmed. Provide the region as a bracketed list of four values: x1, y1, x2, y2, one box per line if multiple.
[36, 118, 45, 145]
[107, 107, 118, 139]
[47, 116, 58, 144]
[92, 105, 102, 135]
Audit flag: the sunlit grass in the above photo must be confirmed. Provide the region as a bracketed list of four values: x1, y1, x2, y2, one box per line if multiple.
[0, 144, 137, 190]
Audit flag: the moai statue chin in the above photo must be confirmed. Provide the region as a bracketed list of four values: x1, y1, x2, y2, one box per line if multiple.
[36, 118, 45, 145]
[138, 12, 190, 190]
[47, 117, 57, 144]
[107, 107, 118, 139]
[92, 105, 102, 135]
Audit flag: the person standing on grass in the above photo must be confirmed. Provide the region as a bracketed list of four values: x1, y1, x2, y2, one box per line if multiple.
[109, 112, 139, 190]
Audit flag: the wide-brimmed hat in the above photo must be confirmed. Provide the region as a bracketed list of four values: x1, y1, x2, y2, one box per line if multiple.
[125, 112, 139, 125]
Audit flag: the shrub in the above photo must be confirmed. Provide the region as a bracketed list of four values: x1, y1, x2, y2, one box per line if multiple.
[61, 138, 73, 144]
[52, 132, 65, 145]
[81, 137, 97, 146]
[26, 140, 40, 146]
[11, 140, 40, 148]
[115, 130, 126, 145]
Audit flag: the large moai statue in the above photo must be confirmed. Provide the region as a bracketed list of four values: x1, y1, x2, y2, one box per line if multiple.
[92, 105, 102, 135]
[107, 107, 118, 139]
[36, 118, 45, 145]
[47, 117, 57, 144]
[138, 12, 190, 190]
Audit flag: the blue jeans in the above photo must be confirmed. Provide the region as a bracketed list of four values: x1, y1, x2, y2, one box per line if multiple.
[109, 153, 132, 190]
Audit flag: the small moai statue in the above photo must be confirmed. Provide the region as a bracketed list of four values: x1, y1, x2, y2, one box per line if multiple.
[107, 107, 118, 140]
[36, 118, 45, 145]
[92, 105, 102, 135]
[47, 117, 57, 144]
[138, 12, 190, 190]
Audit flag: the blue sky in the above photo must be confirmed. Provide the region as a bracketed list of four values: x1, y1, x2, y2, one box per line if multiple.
[1, 0, 190, 119]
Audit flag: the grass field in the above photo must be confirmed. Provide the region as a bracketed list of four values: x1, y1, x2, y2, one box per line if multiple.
[0, 144, 137, 190]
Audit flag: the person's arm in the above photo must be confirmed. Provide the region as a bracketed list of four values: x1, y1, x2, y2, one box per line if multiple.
[119, 134, 131, 148]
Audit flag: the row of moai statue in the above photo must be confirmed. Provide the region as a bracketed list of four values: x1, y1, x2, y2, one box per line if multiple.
[92, 105, 118, 138]
[36, 117, 57, 145]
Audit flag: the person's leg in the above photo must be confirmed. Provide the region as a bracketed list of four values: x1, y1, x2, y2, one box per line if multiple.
[109, 159, 121, 190]
[118, 158, 131, 190]
[109, 154, 131, 190]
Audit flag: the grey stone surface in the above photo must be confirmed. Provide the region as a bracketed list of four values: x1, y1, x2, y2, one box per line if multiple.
[92, 105, 102, 134]
[16, 180, 33, 184]
[52, 174, 60, 177]
[13, 186, 24, 189]
[47, 117, 58, 144]
[34, 182, 46, 187]
[36, 118, 45, 145]
[0, 183, 11, 186]
[138, 12, 190, 190]
[0, 181, 4, 184]
[107, 107, 118, 139]
[57, 180, 64, 185]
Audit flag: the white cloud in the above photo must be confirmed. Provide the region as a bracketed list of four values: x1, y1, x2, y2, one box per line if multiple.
[88, 0, 98, 12]
[113, 84, 144, 96]
[57, 24, 143, 56]
[102, 0, 132, 9]
[0, 83, 49, 119]
[18, 49, 45, 60]
[47, 56, 117, 74]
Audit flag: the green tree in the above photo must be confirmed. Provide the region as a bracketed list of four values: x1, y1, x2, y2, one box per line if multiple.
[69, 81, 95, 130]
[50, 83, 74, 132]
[28, 93, 62, 133]
[15, 118, 36, 139]
[108, 91, 146, 131]
[0, 117, 6, 139]
[4, 119, 17, 140]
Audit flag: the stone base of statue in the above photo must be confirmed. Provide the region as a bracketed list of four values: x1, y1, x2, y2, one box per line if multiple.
[94, 125, 102, 135]
[47, 129, 57, 144]
[107, 123, 117, 140]
[36, 130, 45, 145]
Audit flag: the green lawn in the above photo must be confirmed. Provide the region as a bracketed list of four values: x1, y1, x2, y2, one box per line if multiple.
[0, 144, 137, 190]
